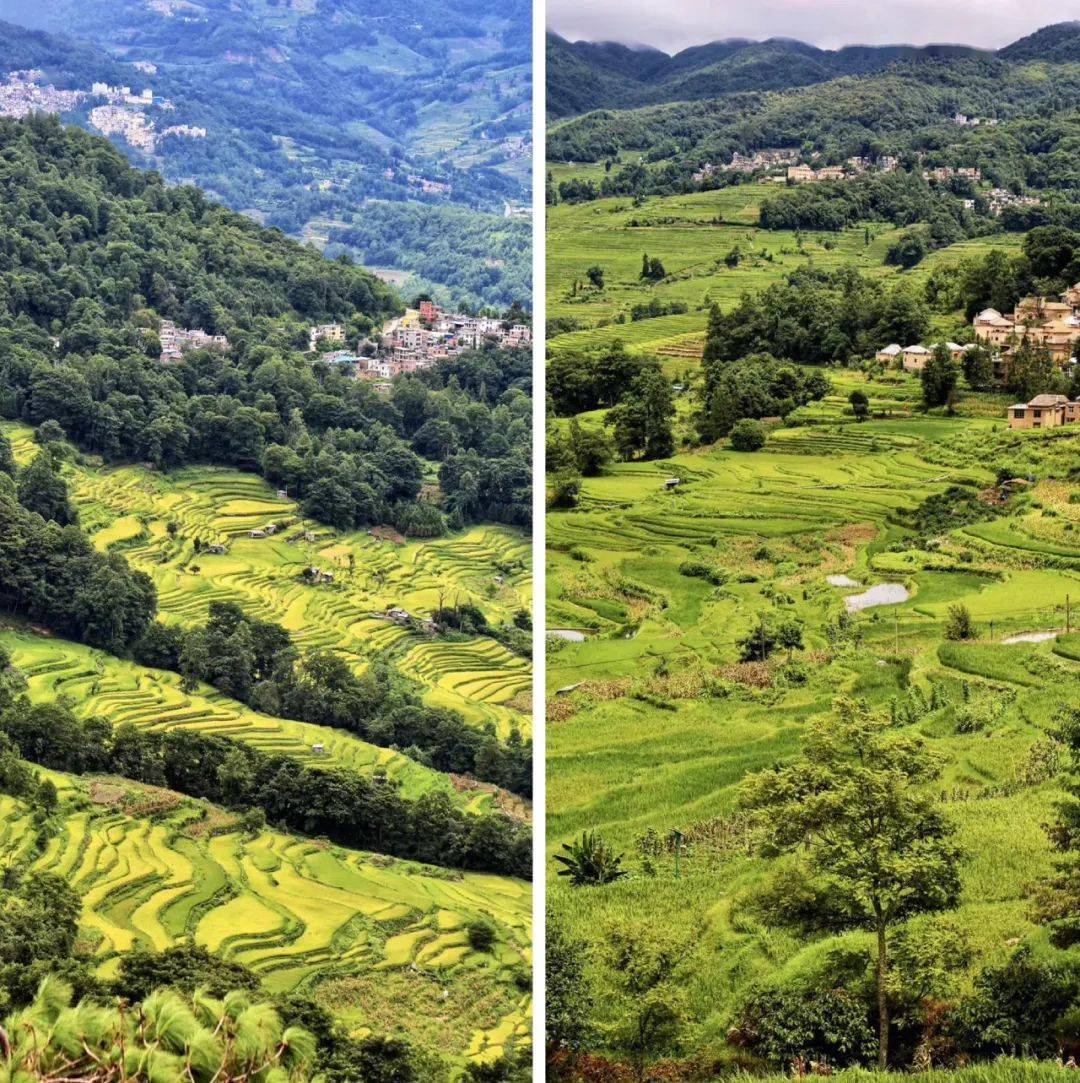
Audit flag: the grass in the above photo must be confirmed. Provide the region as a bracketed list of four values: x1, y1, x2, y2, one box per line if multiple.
[546, 387, 1080, 1057]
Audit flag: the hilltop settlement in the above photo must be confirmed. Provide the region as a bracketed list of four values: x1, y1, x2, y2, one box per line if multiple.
[307, 302, 531, 386]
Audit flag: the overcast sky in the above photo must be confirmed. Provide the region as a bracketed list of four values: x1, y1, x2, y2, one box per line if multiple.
[547, 0, 1080, 54]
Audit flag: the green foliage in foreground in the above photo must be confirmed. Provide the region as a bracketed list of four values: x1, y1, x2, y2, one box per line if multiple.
[0, 977, 315, 1082]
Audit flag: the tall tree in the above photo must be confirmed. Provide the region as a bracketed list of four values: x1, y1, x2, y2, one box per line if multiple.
[740, 698, 962, 1069]
[920, 345, 959, 408]
[16, 451, 77, 526]
[602, 924, 686, 1082]
[607, 365, 674, 461]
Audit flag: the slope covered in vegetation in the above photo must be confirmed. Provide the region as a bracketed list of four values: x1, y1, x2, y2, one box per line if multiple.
[0, 115, 531, 1078]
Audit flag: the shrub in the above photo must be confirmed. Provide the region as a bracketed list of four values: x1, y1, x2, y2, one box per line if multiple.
[944, 604, 976, 641]
[732, 982, 876, 1068]
[466, 919, 497, 953]
[950, 948, 1080, 1059]
[678, 559, 727, 585]
[730, 418, 767, 452]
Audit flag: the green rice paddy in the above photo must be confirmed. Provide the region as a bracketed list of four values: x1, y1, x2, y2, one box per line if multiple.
[546, 184, 1022, 360]
[0, 628, 477, 807]
[546, 380, 1080, 1055]
[1, 422, 533, 1064]
[5, 424, 531, 739]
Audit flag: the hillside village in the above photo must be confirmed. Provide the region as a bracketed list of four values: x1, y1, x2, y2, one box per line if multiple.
[0, 69, 205, 153]
[309, 303, 531, 386]
[689, 145, 1043, 215]
[153, 303, 531, 386]
[874, 286, 1080, 429]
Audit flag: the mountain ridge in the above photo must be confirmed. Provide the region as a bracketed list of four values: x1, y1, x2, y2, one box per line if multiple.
[547, 22, 1080, 117]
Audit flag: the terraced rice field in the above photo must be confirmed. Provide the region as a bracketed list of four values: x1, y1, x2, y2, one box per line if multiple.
[0, 773, 530, 1064]
[0, 415, 534, 1063]
[546, 184, 1021, 359]
[5, 425, 531, 738]
[547, 399, 1080, 1052]
[0, 628, 492, 808]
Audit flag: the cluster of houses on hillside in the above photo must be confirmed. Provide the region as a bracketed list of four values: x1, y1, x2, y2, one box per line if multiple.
[986, 188, 1043, 216]
[0, 67, 205, 154]
[158, 319, 228, 362]
[693, 150, 900, 186]
[787, 163, 847, 184]
[694, 149, 798, 181]
[923, 166, 981, 183]
[91, 83, 153, 106]
[875, 341, 975, 372]
[953, 114, 999, 127]
[307, 303, 531, 385]
[381, 167, 452, 196]
[0, 70, 83, 118]
[688, 147, 1047, 213]
[877, 288, 1080, 379]
[973, 290, 1080, 367]
[88, 105, 156, 151]
[875, 288, 1080, 430]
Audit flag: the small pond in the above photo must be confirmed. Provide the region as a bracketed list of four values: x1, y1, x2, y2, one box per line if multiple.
[547, 628, 587, 642]
[843, 582, 910, 613]
[827, 574, 861, 587]
[1001, 631, 1059, 644]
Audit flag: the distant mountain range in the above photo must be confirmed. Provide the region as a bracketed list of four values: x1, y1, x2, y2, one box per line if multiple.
[547, 21, 1080, 117]
[0, 0, 532, 309]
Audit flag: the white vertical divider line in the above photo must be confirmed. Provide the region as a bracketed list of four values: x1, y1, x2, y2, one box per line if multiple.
[530, 0, 547, 1073]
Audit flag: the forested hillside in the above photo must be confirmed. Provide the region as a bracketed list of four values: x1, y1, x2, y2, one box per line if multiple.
[0, 1, 531, 309]
[546, 31, 987, 117]
[0, 113, 532, 1078]
[548, 53, 1080, 192]
[0, 115, 531, 534]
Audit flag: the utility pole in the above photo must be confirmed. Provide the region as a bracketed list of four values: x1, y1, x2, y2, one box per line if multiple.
[989, 619, 994, 643]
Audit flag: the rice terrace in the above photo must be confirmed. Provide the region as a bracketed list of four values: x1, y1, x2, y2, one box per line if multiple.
[545, 125, 1080, 1071]
[547, 377, 1080, 1073]
[0, 421, 533, 1066]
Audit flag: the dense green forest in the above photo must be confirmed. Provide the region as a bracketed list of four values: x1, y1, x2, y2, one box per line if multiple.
[546, 32, 987, 118]
[329, 203, 532, 312]
[0, 115, 531, 534]
[547, 47, 1080, 209]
